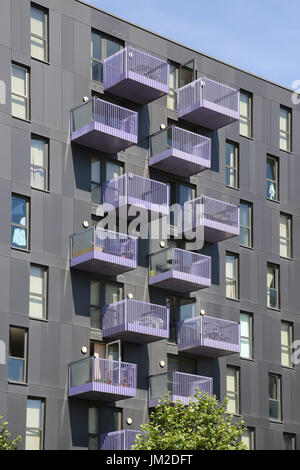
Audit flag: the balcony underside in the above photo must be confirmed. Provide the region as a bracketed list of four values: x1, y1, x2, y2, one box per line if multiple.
[149, 270, 210, 294]
[149, 148, 210, 177]
[71, 121, 137, 154]
[184, 220, 239, 243]
[69, 382, 136, 402]
[179, 101, 239, 130]
[103, 324, 168, 344]
[70, 250, 136, 275]
[178, 341, 240, 358]
[104, 199, 169, 220]
[105, 73, 168, 105]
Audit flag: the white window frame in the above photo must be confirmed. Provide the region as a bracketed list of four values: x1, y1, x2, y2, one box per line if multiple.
[240, 91, 252, 138]
[25, 398, 45, 450]
[280, 106, 292, 152]
[225, 141, 239, 189]
[269, 373, 282, 422]
[30, 3, 49, 62]
[267, 263, 280, 310]
[280, 213, 292, 259]
[31, 135, 49, 192]
[266, 155, 279, 201]
[226, 366, 240, 415]
[281, 321, 293, 368]
[11, 64, 30, 121]
[29, 265, 48, 320]
[226, 253, 239, 300]
[240, 312, 253, 360]
[240, 201, 253, 248]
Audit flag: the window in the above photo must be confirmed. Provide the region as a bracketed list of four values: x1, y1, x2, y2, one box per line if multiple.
[240, 91, 252, 138]
[11, 195, 30, 250]
[90, 280, 122, 330]
[91, 157, 123, 206]
[166, 296, 196, 343]
[280, 213, 292, 259]
[11, 64, 30, 120]
[29, 265, 47, 320]
[280, 106, 292, 152]
[241, 428, 255, 450]
[240, 201, 253, 248]
[91, 30, 123, 83]
[226, 141, 239, 189]
[31, 4, 48, 62]
[168, 180, 195, 227]
[167, 62, 179, 111]
[226, 253, 239, 300]
[168, 354, 197, 375]
[281, 322, 293, 368]
[25, 398, 45, 450]
[240, 312, 253, 360]
[266, 156, 279, 201]
[88, 406, 122, 450]
[269, 374, 282, 421]
[283, 433, 296, 450]
[31, 136, 49, 191]
[226, 366, 240, 415]
[8, 327, 28, 383]
[267, 263, 280, 309]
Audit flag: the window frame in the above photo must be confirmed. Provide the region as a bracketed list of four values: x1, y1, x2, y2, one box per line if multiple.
[30, 3, 49, 63]
[29, 264, 48, 321]
[241, 427, 255, 450]
[226, 366, 240, 415]
[90, 278, 123, 330]
[91, 156, 123, 206]
[279, 106, 292, 153]
[280, 213, 292, 259]
[281, 321, 293, 369]
[240, 312, 254, 360]
[239, 90, 252, 138]
[25, 397, 45, 450]
[240, 201, 253, 248]
[225, 140, 239, 189]
[283, 433, 296, 450]
[266, 155, 279, 202]
[91, 29, 123, 84]
[225, 252, 239, 301]
[31, 135, 49, 192]
[8, 326, 28, 384]
[269, 373, 282, 422]
[167, 61, 180, 111]
[11, 194, 30, 251]
[11, 63, 30, 121]
[267, 263, 280, 310]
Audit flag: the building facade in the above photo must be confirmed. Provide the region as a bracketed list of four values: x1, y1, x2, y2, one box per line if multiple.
[0, 0, 300, 450]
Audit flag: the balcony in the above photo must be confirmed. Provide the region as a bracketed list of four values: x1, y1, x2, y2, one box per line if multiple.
[177, 77, 240, 129]
[178, 315, 240, 357]
[100, 429, 139, 450]
[149, 248, 211, 294]
[68, 357, 137, 401]
[149, 126, 211, 177]
[70, 227, 137, 276]
[183, 196, 240, 243]
[149, 371, 213, 407]
[103, 46, 169, 105]
[70, 98, 138, 153]
[102, 173, 169, 219]
[102, 299, 169, 343]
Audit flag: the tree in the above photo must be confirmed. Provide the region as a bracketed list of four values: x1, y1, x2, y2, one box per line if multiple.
[132, 392, 247, 450]
[0, 415, 21, 450]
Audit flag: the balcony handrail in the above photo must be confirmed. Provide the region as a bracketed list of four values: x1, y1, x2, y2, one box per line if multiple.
[185, 196, 240, 228]
[102, 299, 169, 332]
[71, 97, 138, 136]
[70, 226, 137, 260]
[150, 247, 211, 270]
[104, 46, 169, 86]
[178, 315, 240, 347]
[102, 173, 169, 207]
[178, 76, 240, 113]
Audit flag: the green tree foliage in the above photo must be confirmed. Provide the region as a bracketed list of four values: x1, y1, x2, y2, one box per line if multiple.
[0, 415, 21, 450]
[132, 392, 247, 450]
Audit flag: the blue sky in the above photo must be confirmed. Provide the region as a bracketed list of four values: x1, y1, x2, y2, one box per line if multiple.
[87, 0, 299, 89]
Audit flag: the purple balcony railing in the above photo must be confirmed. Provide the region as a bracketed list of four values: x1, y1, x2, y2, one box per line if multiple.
[100, 429, 139, 450]
[149, 371, 213, 407]
[103, 46, 169, 104]
[102, 299, 169, 343]
[68, 356, 137, 401]
[178, 76, 240, 129]
[178, 315, 240, 357]
[70, 98, 138, 153]
[149, 126, 211, 177]
[149, 248, 211, 293]
[183, 196, 240, 242]
[70, 227, 137, 275]
[102, 173, 169, 219]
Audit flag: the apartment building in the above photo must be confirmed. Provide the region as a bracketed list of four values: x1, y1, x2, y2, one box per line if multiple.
[0, 0, 299, 450]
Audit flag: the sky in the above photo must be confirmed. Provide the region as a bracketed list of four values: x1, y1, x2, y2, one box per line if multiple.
[86, 0, 299, 89]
